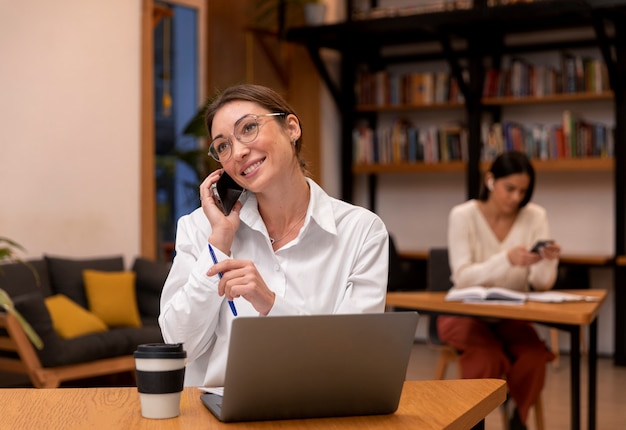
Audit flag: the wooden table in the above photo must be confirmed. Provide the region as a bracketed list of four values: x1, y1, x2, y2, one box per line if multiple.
[0, 379, 505, 429]
[386, 289, 607, 430]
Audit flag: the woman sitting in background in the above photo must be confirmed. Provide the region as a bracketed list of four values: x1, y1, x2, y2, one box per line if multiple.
[438, 150, 560, 430]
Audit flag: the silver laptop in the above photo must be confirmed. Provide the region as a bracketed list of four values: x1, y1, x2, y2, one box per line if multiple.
[200, 312, 419, 423]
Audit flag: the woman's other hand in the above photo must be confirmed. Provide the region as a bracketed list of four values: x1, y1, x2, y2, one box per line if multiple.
[208, 258, 276, 315]
[507, 246, 542, 267]
[539, 242, 561, 261]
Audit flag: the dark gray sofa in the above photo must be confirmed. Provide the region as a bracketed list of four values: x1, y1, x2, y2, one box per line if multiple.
[0, 255, 170, 385]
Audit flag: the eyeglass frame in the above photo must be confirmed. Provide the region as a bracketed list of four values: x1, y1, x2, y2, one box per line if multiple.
[208, 112, 287, 162]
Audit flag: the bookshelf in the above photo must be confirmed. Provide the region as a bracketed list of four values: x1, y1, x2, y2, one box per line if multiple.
[287, 0, 626, 365]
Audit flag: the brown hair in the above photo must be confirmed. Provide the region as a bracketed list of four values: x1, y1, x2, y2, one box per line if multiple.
[204, 84, 307, 172]
[479, 150, 535, 208]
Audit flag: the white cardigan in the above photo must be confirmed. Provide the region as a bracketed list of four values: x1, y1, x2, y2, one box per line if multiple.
[447, 200, 558, 293]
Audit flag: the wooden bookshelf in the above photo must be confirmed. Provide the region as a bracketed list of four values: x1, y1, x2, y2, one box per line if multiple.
[483, 91, 614, 106]
[287, 0, 626, 365]
[356, 101, 464, 112]
[528, 157, 614, 172]
[353, 161, 466, 175]
[354, 157, 612, 175]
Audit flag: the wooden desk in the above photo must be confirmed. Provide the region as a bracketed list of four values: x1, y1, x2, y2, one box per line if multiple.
[0, 379, 505, 430]
[386, 289, 607, 430]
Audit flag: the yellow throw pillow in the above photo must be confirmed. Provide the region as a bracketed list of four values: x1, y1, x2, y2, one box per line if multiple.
[83, 270, 143, 328]
[45, 294, 108, 339]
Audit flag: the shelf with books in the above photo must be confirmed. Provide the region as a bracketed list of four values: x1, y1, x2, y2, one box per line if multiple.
[353, 120, 468, 166]
[482, 51, 611, 99]
[355, 68, 466, 108]
[481, 112, 614, 163]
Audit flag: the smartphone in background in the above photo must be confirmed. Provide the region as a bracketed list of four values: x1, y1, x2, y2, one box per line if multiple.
[530, 240, 554, 253]
[210, 172, 244, 215]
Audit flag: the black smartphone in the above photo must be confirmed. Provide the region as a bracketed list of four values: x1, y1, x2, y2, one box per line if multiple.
[530, 240, 554, 253]
[210, 172, 244, 215]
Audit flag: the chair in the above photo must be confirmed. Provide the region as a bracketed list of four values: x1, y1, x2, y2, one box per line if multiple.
[426, 248, 545, 430]
[387, 235, 415, 292]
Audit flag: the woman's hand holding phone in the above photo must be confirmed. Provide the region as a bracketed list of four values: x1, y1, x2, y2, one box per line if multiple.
[200, 170, 243, 254]
[535, 241, 561, 260]
[211, 171, 244, 216]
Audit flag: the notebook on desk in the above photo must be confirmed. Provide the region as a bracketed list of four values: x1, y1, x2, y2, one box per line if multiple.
[199, 312, 419, 423]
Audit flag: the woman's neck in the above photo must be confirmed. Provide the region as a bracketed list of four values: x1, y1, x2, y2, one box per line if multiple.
[257, 175, 310, 232]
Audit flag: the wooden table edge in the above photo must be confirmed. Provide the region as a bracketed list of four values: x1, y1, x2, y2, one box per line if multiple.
[386, 289, 607, 326]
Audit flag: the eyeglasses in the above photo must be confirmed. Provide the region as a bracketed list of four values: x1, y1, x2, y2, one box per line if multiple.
[208, 112, 286, 162]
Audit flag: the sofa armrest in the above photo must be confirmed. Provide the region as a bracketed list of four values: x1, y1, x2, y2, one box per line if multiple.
[0, 311, 48, 387]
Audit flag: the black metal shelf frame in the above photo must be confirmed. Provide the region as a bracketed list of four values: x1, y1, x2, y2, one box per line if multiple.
[286, 0, 626, 369]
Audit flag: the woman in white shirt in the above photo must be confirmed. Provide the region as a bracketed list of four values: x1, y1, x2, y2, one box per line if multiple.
[159, 84, 388, 387]
[438, 151, 560, 430]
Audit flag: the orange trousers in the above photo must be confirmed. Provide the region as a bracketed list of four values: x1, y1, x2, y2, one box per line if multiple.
[437, 316, 555, 424]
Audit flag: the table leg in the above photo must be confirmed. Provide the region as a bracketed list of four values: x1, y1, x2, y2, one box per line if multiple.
[588, 319, 598, 430]
[570, 325, 581, 430]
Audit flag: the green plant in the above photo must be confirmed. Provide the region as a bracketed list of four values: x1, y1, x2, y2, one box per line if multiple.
[157, 97, 220, 191]
[0, 237, 43, 350]
[253, 0, 320, 33]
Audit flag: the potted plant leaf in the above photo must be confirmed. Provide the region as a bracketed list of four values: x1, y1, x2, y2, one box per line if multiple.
[0, 237, 43, 349]
[253, 0, 326, 36]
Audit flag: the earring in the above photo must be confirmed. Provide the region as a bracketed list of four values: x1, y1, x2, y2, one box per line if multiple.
[292, 139, 297, 146]
[487, 178, 494, 191]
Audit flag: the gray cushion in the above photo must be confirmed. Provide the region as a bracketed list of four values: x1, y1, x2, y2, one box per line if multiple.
[0, 259, 52, 298]
[132, 257, 171, 319]
[44, 255, 124, 308]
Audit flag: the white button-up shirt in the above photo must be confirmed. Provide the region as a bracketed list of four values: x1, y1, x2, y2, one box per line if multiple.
[159, 179, 389, 387]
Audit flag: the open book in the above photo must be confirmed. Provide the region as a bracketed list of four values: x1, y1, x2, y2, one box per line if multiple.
[445, 287, 601, 304]
[445, 287, 527, 304]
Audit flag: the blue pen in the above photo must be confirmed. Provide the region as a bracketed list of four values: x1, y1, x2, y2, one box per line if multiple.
[208, 243, 237, 317]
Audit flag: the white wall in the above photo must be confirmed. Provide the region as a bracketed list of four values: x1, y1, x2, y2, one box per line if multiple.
[0, 1, 141, 265]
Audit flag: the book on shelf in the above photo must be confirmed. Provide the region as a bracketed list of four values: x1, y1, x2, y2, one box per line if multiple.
[352, 120, 468, 165]
[480, 114, 613, 162]
[445, 286, 601, 304]
[355, 68, 465, 107]
[482, 53, 607, 99]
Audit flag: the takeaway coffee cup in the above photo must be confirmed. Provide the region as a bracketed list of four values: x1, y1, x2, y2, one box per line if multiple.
[134, 343, 187, 419]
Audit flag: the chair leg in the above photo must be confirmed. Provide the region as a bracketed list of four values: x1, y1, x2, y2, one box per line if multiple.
[550, 328, 560, 369]
[433, 347, 458, 380]
[434, 353, 448, 380]
[534, 393, 544, 430]
[551, 327, 587, 368]
[500, 404, 509, 429]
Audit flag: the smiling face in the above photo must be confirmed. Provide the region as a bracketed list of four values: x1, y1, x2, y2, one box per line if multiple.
[487, 173, 531, 215]
[211, 101, 301, 193]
